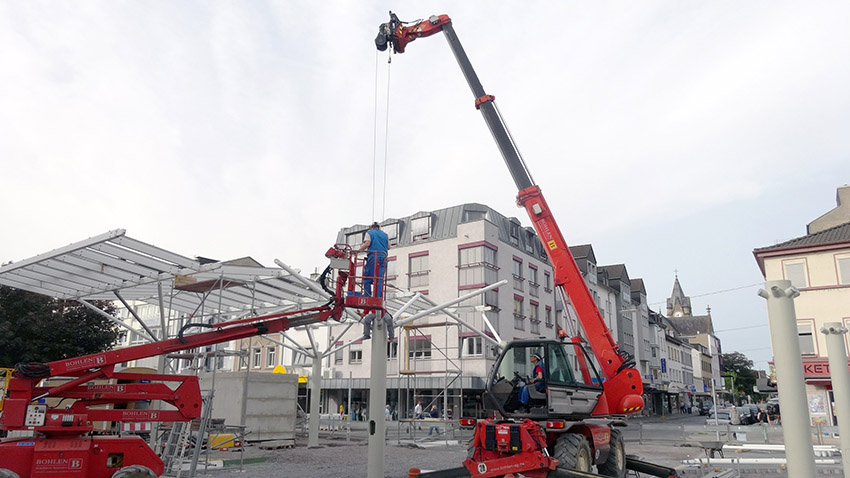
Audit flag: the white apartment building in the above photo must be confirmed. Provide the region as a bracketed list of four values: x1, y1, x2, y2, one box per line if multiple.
[326, 203, 560, 418]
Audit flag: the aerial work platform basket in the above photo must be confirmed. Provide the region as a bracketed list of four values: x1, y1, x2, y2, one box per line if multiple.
[326, 244, 387, 311]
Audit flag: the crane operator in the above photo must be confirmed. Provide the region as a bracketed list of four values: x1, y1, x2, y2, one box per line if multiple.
[518, 353, 546, 410]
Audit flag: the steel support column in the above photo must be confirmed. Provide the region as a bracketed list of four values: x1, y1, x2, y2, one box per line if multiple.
[759, 280, 816, 477]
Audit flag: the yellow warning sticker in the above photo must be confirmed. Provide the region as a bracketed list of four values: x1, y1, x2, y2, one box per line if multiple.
[547, 240, 557, 250]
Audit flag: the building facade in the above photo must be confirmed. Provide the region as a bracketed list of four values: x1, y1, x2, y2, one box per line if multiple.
[754, 186, 850, 426]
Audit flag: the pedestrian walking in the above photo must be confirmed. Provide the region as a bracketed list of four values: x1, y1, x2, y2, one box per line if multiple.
[428, 405, 440, 436]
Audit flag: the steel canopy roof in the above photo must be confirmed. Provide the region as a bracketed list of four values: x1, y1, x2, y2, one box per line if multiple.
[0, 229, 425, 321]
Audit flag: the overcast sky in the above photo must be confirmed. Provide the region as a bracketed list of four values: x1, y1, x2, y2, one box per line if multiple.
[2, 2, 849, 372]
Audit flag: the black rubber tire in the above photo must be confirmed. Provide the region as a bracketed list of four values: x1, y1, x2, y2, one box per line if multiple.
[111, 465, 157, 478]
[0, 469, 21, 478]
[551, 432, 592, 473]
[597, 428, 626, 477]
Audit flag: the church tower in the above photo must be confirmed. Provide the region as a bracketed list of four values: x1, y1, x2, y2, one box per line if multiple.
[666, 274, 692, 317]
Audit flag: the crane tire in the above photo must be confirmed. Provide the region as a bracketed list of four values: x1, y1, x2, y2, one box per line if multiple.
[551, 432, 591, 473]
[596, 428, 626, 477]
[111, 465, 158, 478]
[0, 469, 21, 478]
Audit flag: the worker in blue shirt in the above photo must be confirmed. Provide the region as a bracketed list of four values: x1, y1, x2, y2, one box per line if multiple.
[358, 222, 389, 297]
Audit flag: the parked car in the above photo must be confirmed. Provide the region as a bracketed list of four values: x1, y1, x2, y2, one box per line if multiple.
[698, 402, 713, 416]
[706, 409, 732, 425]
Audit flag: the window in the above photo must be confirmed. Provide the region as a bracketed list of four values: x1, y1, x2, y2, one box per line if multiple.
[528, 266, 539, 297]
[544, 272, 552, 292]
[459, 245, 497, 267]
[386, 257, 397, 285]
[408, 338, 432, 359]
[459, 245, 498, 287]
[346, 231, 365, 247]
[512, 258, 524, 291]
[545, 307, 552, 328]
[838, 256, 850, 285]
[411, 216, 431, 240]
[239, 348, 248, 369]
[509, 222, 520, 246]
[463, 210, 486, 222]
[266, 346, 277, 367]
[334, 341, 344, 364]
[465, 336, 483, 356]
[783, 261, 808, 288]
[459, 266, 499, 287]
[384, 222, 400, 246]
[514, 296, 524, 330]
[529, 302, 539, 334]
[252, 348, 262, 368]
[409, 254, 429, 288]
[350, 347, 363, 364]
[525, 230, 535, 254]
[528, 267, 538, 285]
[798, 322, 816, 355]
[387, 340, 398, 360]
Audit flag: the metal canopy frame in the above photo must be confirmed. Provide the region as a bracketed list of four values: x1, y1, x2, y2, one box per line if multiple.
[0, 229, 431, 346]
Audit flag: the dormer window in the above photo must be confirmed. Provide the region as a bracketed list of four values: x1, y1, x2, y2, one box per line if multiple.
[509, 221, 520, 246]
[346, 230, 366, 247]
[411, 216, 431, 241]
[384, 222, 400, 246]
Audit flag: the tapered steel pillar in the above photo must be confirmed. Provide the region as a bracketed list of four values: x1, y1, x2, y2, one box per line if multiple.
[759, 280, 816, 477]
[821, 322, 850, 478]
[308, 356, 322, 447]
[367, 313, 388, 478]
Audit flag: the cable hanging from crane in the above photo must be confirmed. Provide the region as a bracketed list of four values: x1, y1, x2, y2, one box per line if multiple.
[371, 50, 393, 223]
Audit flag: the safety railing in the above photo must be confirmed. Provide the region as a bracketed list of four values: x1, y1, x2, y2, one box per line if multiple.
[343, 250, 388, 311]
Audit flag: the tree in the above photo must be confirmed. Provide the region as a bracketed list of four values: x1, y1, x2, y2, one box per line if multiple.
[721, 351, 763, 403]
[0, 285, 122, 367]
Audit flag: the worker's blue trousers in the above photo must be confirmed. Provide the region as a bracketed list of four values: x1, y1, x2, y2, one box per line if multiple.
[363, 251, 387, 297]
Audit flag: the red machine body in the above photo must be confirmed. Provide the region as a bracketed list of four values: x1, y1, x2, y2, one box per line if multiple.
[0, 244, 376, 478]
[464, 419, 558, 478]
[377, 11, 681, 478]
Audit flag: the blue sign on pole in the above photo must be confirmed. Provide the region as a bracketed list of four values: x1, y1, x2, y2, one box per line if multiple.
[661, 358, 667, 373]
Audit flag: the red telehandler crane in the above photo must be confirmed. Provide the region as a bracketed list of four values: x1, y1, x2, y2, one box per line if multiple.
[0, 244, 380, 478]
[376, 12, 680, 478]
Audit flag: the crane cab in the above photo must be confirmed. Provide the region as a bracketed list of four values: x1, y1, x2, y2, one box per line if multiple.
[483, 340, 604, 420]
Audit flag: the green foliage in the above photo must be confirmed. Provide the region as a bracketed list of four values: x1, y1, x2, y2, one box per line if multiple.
[0, 285, 121, 367]
[721, 351, 763, 402]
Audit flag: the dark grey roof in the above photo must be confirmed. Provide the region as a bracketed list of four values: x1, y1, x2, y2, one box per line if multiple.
[667, 315, 714, 336]
[754, 221, 850, 252]
[599, 264, 629, 283]
[569, 244, 596, 276]
[568, 244, 594, 262]
[630, 278, 646, 295]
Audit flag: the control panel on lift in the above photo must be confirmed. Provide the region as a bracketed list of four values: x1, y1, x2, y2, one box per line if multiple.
[24, 404, 47, 427]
